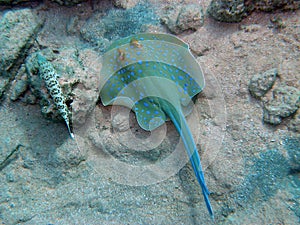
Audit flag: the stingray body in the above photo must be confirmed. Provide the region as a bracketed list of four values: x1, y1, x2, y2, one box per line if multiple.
[100, 33, 213, 217]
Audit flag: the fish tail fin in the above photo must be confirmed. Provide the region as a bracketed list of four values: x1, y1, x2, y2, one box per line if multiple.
[167, 107, 214, 218]
[64, 119, 74, 139]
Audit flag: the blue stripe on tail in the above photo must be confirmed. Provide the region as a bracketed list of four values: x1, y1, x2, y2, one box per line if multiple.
[166, 106, 214, 218]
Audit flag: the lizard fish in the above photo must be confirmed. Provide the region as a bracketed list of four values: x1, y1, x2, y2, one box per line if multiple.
[37, 53, 74, 139]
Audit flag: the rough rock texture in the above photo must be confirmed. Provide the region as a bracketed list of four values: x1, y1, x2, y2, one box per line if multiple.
[161, 3, 204, 34]
[0, 77, 9, 98]
[253, 0, 300, 11]
[0, 9, 43, 99]
[0, 9, 42, 74]
[79, 12, 110, 52]
[9, 65, 28, 101]
[263, 85, 300, 125]
[113, 0, 140, 9]
[0, 0, 88, 6]
[249, 68, 278, 98]
[288, 110, 300, 132]
[208, 0, 246, 22]
[0, 0, 31, 4]
[50, 0, 87, 6]
[208, 0, 300, 22]
[80, 2, 158, 43]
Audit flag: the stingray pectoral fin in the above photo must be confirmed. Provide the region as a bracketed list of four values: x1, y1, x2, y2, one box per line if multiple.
[134, 98, 167, 131]
[164, 101, 214, 218]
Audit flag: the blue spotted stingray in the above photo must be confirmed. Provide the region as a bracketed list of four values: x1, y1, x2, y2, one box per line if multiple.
[100, 33, 214, 218]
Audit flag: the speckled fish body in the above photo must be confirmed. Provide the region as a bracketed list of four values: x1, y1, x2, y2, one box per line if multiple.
[37, 54, 74, 139]
[100, 33, 213, 218]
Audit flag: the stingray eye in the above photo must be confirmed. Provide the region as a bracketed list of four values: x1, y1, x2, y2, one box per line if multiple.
[130, 38, 143, 48]
[117, 48, 125, 61]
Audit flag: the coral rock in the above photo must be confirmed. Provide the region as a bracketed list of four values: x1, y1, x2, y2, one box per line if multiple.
[208, 0, 246, 23]
[161, 4, 204, 34]
[249, 68, 278, 98]
[113, 0, 139, 9]
[263, 85, 300, 125]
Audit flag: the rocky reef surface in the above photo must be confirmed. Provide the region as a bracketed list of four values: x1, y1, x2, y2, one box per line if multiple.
[0, 0, 299, 224]
[208, 0, 300, 22]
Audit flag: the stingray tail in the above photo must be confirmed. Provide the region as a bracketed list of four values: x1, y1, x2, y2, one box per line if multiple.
[166, 107, 214, 218]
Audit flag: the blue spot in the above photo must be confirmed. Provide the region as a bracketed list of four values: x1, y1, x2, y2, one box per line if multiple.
[143, 102, 149, 107]
[146, 111, 150, 115]
[171, 75, 175, 80]
[138, 60, 143, 65]
[130, 72, 135, 76]
[138, 69, 142, 73]
[154, 111, 159, 114]
[178, 76, 184, 80]
[136, 51, 141, 55]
